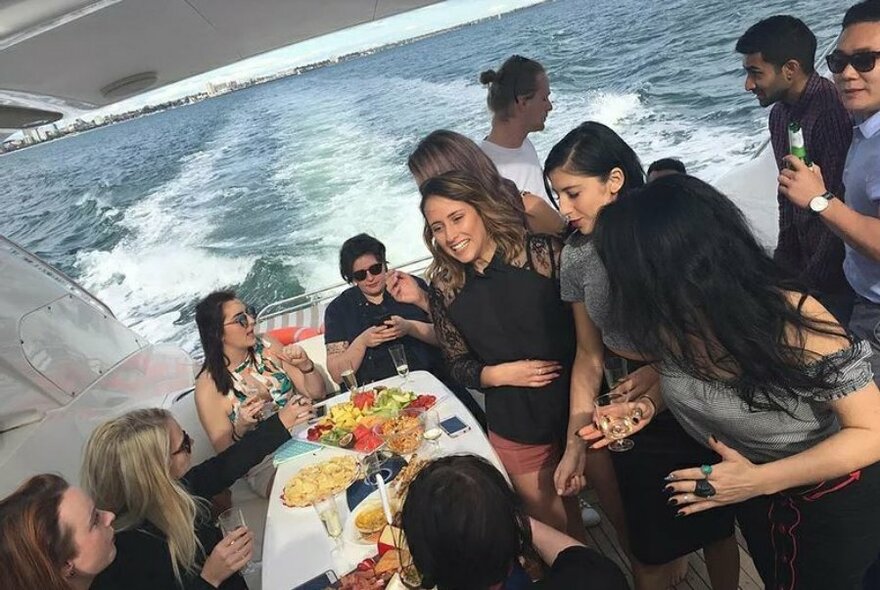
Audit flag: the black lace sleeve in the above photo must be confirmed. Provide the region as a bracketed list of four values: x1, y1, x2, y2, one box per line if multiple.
[527, 233, 564, 282]
[428, 284, 485, 388]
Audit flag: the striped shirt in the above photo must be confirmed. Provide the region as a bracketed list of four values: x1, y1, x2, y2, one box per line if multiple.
[659, 341, 873, 464]
[769, 73, 852, 295]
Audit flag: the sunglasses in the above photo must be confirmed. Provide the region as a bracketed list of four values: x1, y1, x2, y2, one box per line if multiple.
[224, 305, 256, 328]
[351, 262, 385, 282]
[827, 50, 880, 74]
[173, 430, 193, 455]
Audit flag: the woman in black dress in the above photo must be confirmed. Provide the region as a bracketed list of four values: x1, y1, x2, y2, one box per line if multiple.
[420, 170, 582, 540]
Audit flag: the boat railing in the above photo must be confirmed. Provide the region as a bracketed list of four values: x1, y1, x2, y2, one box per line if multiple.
[256, 254, 434, 330]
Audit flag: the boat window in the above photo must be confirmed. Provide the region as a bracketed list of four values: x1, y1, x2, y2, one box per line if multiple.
[20, 294, 143, 397]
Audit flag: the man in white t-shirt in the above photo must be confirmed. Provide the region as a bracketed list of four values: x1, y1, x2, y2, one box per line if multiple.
[479, 55, 554, 204]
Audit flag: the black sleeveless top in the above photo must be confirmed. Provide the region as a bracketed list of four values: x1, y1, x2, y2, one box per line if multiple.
[430, 234, 574, 444]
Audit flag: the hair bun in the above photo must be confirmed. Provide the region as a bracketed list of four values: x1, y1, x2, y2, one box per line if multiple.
[479, 69, 498, 85]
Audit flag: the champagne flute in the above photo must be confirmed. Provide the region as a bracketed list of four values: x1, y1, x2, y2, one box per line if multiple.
[217, 508, 260, 575]
[594, 392, 636, 452]
[389, 344, 409, 386]
[340, 362, 359, 394]
[313, 494, 349, 572]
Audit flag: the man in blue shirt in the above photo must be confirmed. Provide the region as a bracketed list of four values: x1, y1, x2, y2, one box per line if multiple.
[324, 233, 440, 388]
[324, 234, 486, 426]
[780, 1, 880, 391]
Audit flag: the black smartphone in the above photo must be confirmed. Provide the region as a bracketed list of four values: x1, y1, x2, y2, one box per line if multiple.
[291, 570, 339, 590]
[373, 313, 392, 327]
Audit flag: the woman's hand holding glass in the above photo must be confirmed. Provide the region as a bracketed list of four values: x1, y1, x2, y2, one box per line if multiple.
[578, 364, 661, 448]
[201, 526, 254, 586]
[664, 435, 766, 515]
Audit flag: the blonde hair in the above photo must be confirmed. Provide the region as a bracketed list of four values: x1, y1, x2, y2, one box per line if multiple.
[82, 408, 202, 584]
[420, 171, 527, 293]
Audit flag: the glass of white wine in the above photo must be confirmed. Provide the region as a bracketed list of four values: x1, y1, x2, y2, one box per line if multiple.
[594, 392, 636, 452]
[389, 344, 410, 385]
[421, 408, 442, 456]
[340, 365, 359, 394]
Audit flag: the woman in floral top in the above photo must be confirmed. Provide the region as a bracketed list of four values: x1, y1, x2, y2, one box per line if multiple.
[194, 291, 326, 497]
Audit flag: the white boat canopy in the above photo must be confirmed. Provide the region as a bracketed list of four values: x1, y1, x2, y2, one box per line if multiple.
[0, 0, 443, 136]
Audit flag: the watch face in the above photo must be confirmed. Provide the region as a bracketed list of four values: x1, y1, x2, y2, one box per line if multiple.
[809, 195, 829, 213]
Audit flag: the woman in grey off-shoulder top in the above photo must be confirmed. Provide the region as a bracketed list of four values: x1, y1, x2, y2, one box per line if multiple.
[590, 174, 880, 590]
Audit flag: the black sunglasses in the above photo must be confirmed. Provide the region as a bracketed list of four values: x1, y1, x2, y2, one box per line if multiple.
[224, 305, 256, 328]
[827, 50, 880, 74]
[351, 262, 385, 282]
[173, 430, 193, 455]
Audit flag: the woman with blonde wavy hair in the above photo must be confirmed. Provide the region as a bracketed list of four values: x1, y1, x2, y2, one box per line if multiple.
[408, 129, 565, 236]
[85, 402, 312, 590]
[420, 170, 583, 541]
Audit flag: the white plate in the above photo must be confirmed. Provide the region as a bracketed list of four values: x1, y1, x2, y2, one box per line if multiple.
[342, 490, 391, 546]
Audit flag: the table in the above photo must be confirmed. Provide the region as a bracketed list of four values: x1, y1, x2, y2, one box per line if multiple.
[262, 370, 502, 590]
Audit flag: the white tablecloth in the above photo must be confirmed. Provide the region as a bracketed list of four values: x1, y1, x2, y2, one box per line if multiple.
[261, 370, 501, 590]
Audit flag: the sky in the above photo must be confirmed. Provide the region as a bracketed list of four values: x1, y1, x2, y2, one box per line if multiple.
[84, 0, 547, 121]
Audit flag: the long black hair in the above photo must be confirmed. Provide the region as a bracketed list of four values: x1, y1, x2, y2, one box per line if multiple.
[544, 121, 645, 196]
[401, 455, 534, 590]
[195, 290, 240, 395]
[593, 174, 852, 412]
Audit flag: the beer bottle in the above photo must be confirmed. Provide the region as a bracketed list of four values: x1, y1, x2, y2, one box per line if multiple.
[788, 122, 812, 166]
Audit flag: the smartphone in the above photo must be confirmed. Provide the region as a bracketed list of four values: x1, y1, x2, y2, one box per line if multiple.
[373, 313, 392, 327]
[440, 416, 470, 438]
[291, 570, 339, 590]
[307, 403, 328, 424]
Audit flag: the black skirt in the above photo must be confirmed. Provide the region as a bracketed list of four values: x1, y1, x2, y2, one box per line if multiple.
[610, 410, 736, 565]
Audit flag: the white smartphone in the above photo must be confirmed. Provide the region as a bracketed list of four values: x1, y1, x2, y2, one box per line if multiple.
[439, 416, 470, 438]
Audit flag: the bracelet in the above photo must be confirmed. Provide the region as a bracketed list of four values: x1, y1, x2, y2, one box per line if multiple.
[231, 425, 242, 442]
[301, 361, 315, 374]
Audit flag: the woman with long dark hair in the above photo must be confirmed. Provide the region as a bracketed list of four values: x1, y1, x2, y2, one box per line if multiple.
[420, 170, 582, 540]
[401, 455, 628, 590]
[0, 474, 116, 590]
[588, 174, 880, 589]
[194, 291, 325, 497]
[544, 122, 739, 590]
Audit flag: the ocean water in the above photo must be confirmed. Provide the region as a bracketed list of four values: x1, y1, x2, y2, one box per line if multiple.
[0, 0, 847, 354]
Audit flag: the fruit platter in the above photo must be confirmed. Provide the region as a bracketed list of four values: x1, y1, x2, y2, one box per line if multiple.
[304, 386, 438, 453]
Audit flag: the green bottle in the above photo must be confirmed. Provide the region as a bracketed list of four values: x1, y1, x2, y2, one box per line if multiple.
[788, 122, 812, 165]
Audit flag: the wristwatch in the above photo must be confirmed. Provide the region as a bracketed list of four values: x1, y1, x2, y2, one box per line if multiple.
[808, 191, 835, 214]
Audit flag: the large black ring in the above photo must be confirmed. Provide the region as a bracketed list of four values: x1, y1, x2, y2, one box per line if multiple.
[694, 478, 717, 498]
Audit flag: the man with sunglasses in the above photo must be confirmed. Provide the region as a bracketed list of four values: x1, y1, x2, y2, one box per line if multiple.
[780, 1, 880, 395]
[737, 15, 854, 323]
[324, 233, 442, 389]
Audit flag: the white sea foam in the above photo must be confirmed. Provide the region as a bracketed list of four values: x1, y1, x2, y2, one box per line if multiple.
[74, 119, 257, 349]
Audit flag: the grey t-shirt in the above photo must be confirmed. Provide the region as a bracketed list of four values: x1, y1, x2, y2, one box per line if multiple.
[560, 232, 636, 352]
[660, 341, 873, 463]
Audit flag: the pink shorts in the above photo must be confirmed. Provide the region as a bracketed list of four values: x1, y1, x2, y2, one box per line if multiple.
[488, 431, 562, 476]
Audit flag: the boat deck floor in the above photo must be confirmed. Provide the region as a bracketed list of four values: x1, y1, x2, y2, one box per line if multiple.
[582, 490, 763, 590]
